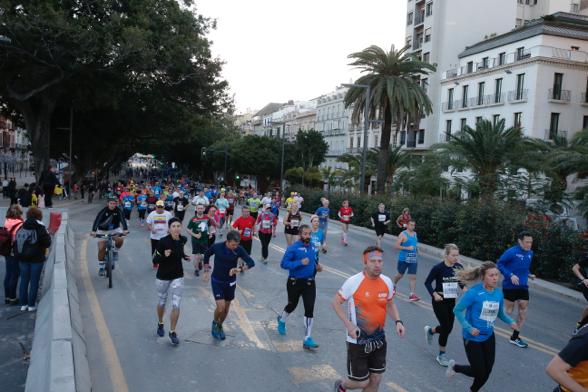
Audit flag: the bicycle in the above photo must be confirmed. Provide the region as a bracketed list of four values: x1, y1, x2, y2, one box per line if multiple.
[95, 233, 126, 288]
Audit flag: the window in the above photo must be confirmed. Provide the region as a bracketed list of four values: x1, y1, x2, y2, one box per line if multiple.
[349, 137, 354, 148]
[426, 2, 433, 16]
[418, 129, 425, 144]
[462, 85, 469, 108]
[493, 114, 500, 127]
[407, 12, 414, 25]
[495, 78, 503, 103]
[477, 82, 485, 106]
[585, 77, 588, 103]
[516, 73, 525, 100]
[448, 88, 454, 110]
[481, 57, 489, 69]
[445, 120, 452, 141]
[583, 115, 588, 130]
[467, 61, 474, 73]
[423, 52, 430, 63]
[516, 46, 526, 60]
[476, 116, 483, 124]
[460, 118, 467, 130]
[400, 131, 406, 145]
[425, 28, 432, 42]
[374, 135, 379, 146]
[552, 72, 563, 100]
[498, 52, 506, 65]
[422, 78, 428, 93]
[549, 113, 560, 139]
[514, 112, 522, 128]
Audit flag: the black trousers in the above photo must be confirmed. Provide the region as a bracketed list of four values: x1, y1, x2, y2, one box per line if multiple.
[454, 334, 496, 392]
[284, 278, 316, 318]
[259, 232, 272, 259]
[241, 240, 252, 255]
[432, 298, 456, 347]
[151, 239, 159, 264]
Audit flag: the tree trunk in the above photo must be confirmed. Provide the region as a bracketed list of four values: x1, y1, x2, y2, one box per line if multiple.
[377, 105, 393, 194]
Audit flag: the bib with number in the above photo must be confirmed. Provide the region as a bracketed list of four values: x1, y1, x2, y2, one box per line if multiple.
[442, 282, 459, 299]
[243, 228, 252, 237]
[405, 252, 417, 263]
[480, 301, 499, 322]
[141, 201, 148, 208]
[378, 214, 386, 222]
[342, 215, 349, 221]
[124, 201, 132, 208]
[219, 208, 226, 214]
[290, 219, 299, 227]
[262, 220, 271, 229]
[177, 204, 184, 212]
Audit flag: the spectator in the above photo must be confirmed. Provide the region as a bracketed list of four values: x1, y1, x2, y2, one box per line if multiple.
[2, 177, 8, 199]
[17, 183, 31, 208]
[3, 205, 24, 305]
[7, 178, 17, 205]
[39, 166, 60, 208]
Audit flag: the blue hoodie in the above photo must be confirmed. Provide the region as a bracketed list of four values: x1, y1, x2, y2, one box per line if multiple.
[454, 282, 514, 342]
[281, 239, 318, 279]
[497, 245, 533, 289]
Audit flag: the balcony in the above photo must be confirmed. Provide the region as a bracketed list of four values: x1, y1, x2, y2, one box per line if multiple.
[415, 11, 425, 26]
[508, 89, 528, 102]
[346, 147, 361, 155]
[545, 129, 568, 140]
[548, 88, 571, 103]
[413, 39, 423, 50]
[442, 101, 455, 112]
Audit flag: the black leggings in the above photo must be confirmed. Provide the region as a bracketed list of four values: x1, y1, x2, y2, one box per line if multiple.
[454, 334, 496, 392]
[432, 298, 455, 347]
[259, 232, 272, 259]
[241, 240, 252, 255]
[284, 278, 316, 318]
[150, 239, 159, 264]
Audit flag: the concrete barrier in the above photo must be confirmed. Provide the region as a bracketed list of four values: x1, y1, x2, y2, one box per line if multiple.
[25, 211, 91, 392]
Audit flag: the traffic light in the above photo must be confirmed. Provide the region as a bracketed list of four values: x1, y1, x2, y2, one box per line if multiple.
[201, 147, 207, 158]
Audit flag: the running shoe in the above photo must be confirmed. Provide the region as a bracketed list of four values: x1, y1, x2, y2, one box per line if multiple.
[509, 337, 528, 348]
[446, 359, 456, 378]
[303, 336, 319, 350]
[20, 305, 28, 311]
[157, 323, 165, 337]
[333, 380, 345, 392]
[169, 331, 179, 346]
[27, 306, 36, 312]
[262, 258, 268, 265]
[194, 269, 200, 277]
[322, 249, 327, 254]
[98, 268, 105, 277]
[218, 324, 226, 340]
[424, 325, 433, 346]
[211, 321, 220, 340]
[409, 294, 421, 302]
[277, 316, 287, 335]
[436, 353, 450, 367]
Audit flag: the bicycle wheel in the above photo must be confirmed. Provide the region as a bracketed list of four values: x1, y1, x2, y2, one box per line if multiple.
[106, 248, 113, 289]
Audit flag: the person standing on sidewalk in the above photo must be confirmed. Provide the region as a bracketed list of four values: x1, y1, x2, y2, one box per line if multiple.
[497, 231, 535, 349]
[332, 246, 405, 392]
[277, 224, 321, 350]
[255, 203, 277, 264]
[393, 219, 420, 301]
[3, 205, 24, 305]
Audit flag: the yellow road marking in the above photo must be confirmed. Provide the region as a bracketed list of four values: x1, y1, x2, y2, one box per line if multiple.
[231, 298, 271, 351]
[79, 237, 129, 392]
[288, 364, 339, 384]
[386, 381, 410, 392]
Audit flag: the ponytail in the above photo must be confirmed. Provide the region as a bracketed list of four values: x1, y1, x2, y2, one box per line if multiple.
[457, 261, 497, 284]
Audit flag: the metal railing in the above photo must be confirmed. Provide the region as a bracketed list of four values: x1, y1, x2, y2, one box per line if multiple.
[415, 11, 425, 25]
[545, 129, 568, 140]
[442, 101, 455, 112]
[508, 89, 528, 102]
[346, 147, 361, 154]
[548, 88, 571, 102]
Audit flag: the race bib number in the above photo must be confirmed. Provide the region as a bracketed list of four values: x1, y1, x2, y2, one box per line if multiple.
[243, 228, 252, 237]
[405, 252, 417, 263]
[378, 214, 386, 222]
[141, 201, 148, 208]
[219, 208, 226, 214]
[262, 220, 271, 229]
[480, 301, 499, 323]
[342, 215, 349, 221]
[177, 204, 184, 212]
[148, 204, 155, 210]
[442, 282, 459, 299]
[290, 219, 299, 227]
[124, 201, 132, 208]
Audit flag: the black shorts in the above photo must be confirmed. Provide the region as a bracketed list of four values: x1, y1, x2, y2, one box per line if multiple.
[375, 226, 387, 237]
[503, 288, 529, 302]
[211, 278, 236, 301]
[582, 286, 588, 302]
[346, 340, 387, 382]
[191, 239, 208, 255]
[284, 226, 300, 235]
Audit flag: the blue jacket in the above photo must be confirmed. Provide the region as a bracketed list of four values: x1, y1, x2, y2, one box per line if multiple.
[497, 245, 533, 289]
[280, 240, 318, 279]
[204, 242, 255, 283]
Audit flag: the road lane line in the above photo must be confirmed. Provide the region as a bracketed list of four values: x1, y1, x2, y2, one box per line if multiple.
[231, 298, 271, 351]
[386, 381, 410, 392]
[79, 237, 129, 392]
[288, 364, 340, 384]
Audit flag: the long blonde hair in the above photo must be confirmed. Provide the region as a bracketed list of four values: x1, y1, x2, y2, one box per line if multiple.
[457, 261, 497, 284]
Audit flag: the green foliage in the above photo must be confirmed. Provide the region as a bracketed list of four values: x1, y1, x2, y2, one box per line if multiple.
[294, 129, 328, 169]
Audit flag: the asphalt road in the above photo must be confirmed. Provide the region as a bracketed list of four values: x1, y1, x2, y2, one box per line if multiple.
[62, 199, 582, 392]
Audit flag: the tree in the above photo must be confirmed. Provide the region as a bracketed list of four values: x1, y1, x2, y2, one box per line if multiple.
[434, 119, 532, 198]
[344, 45, 435, 193]
[294, 129, 328, 169]
[369, 146, 410, 193]
[337, 153, 376, 193]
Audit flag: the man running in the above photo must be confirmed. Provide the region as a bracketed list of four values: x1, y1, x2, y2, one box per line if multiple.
[226, 191, 237, 226]
[187, 204, 210, 277]
[332, 246, 405, 392]
[146, 200, 173, 269]
[546, 319, 588, 392]
[91, 197, 129, 275]
[191, 189, 209, 208]
[203, 230, 256, 340]
[497, 231, 535, 348]
[370, 203, 391, 248]
[120, 188, 135, 225]
[137, 190, 148, 226]
[393, 219, 420, 301]
[277, 224, 321, 350]
[146, 190, 158, 215]
[247, 192, 261, 220]
[232, 206, 256, 256]
[315, 197, 330, 253]
[173, 191, 189, 222]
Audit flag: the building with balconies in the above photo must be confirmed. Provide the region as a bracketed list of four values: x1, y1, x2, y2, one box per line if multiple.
[439, 12, 588, 143]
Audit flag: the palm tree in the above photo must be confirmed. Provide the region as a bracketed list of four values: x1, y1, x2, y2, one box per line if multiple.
[337, 153, 376, 193]
[369, 146, 411, 192]
[344, 45, 435, 193]
[434, 119, 531, 198]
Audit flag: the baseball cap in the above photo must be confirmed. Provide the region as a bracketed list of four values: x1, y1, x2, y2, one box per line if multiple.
[156, 200, 165, 207]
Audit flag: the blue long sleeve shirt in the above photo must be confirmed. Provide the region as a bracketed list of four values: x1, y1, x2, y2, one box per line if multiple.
[203, 242, 255, 283]
[453, 283, 514, 342]
[497, 245, 533, 289]
[280, 240, 318, 279]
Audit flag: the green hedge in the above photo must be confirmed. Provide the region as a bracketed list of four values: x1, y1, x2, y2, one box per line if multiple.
[290, 187, 586, 284]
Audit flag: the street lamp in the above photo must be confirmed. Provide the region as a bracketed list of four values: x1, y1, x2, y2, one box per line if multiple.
[342, 83, 371, 193]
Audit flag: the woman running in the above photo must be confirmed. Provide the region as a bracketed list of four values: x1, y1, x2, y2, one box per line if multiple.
[446, 261, 518, 392]
[283, 203, 302, 246]
[423, 244, 464, 367]
[337, 200, 353, 246]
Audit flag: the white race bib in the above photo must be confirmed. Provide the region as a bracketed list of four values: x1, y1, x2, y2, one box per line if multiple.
[124, 201, 132, 208]
[405, 252, 417, 263]
[480, 301, 499, 322]
[177, 204, 184, 211]
[378, 214, 386, 222]
[243, 228, 252, 237]
[442, 282, 459, 299]
[290, 219, 299, 227]
[219, 208, 226, 214]
[342, 215, 349, 221]
[141, 201, 148, 208]
[262, 220, 271, 229]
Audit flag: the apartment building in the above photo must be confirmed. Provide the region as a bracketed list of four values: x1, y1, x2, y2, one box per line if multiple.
[439, 12, 588, 143]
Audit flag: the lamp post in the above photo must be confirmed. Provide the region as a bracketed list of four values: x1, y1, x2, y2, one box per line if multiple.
[342, 83, 371, 193]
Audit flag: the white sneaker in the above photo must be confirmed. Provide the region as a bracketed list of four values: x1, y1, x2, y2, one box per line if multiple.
[20, 305, 28, 311]
[28, 306, 36, 312]
[436, 353, 450, 367]
[446, 359, 456, 378]
[424, 325, 433, 346]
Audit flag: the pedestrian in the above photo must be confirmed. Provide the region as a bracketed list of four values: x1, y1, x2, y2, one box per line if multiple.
[315, 197, 330, 253]
[332, 246, 405, 392]
[546, 319, 588, 391]
[39, 166, 60, 208]
[337, 199, 353, 246]
[446, 261, 518, 392]
[88, 183, 95, 204]
[2, 177, 8, 199]
[393, 219, 420, 301]
[277, 224, 321, 350]
[423, 244, 465, 367]
[497, 231, 535, 348]
[7, 178, 17, 205]
[3, 205, 24, 305]
[370, 203, 391, 248]
[255, 203, 277, 264]
[15, 207, 52, 312]
[283, 203, 302, 246]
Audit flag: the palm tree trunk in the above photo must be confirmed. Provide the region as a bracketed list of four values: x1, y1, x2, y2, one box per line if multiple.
[377, 106, 393, 194]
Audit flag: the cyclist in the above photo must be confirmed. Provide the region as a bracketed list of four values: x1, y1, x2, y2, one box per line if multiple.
[91, 197, 129, 276]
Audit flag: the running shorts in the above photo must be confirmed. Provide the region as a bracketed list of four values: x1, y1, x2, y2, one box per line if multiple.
[211, 278, 236, 301]
[191, 238, 208, 255]
[375, 227, 386, 237]
[156, 278, 183, 309]
[346, 340, 387, 382]
[397, 260, 418, 275]
[502, 288, 529, 302]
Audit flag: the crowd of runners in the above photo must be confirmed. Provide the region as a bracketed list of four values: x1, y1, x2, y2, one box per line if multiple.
[84, 175, 587, 392]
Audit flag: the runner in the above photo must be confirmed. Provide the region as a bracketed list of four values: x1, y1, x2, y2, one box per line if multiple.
[277, 224, 321, 350]
[231, 206, 256, 256]
[207, 205, 220, 246]
[370, 203, 390, 248]
[146, 200, 173, 269]
[315, 197, 330, 254]
[395, 208, 411, 232]
[120, 188, 135, 224]
[191, 189, 210, 208]
[203, 230, 256, 340]
[447, 261, 518, 392]
[294, 192, 304, 209]
[137, 189, 148, 226]
[332, 246, 405, 392]
[173, 191, 189, 223]
[283, 203, 302, 246]
[392, 219, 420, 301]
[153, 217, 189, 346]
[91, 197, 129, 275]
[285, 192, 296, 212]
[146, 190, 158, 215]
[270, 193, 281, 218]
[423, 244, 465, 367]
[255, 203, 277, 264]
[310, 214, 326, 256]
[164, 190, 175, 212]
[226, 191, 237, 227]
[247, 192, 261, 220]
[187, 204, 210, 277]
[572, 259, 588, 332]
[261, 192, 272, 207]
[546, 320, 588, 392]
[337, 199, 353, 247]
[497, 231, 535, 348]
[215, 191, 230, 228]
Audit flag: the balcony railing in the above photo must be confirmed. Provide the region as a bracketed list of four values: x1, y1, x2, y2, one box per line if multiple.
[442, 101, 455, 112]
[346, 147, 361, 154]
[548, 88, 571, 102]
[406, 139, 417, 148]
[545, 129, 568, 140]
[508, 89, 528, 102]
[415, 11, 425, 25]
